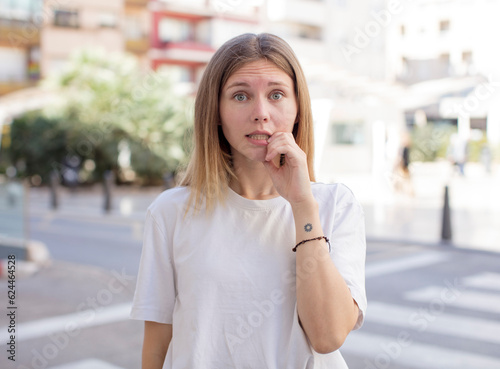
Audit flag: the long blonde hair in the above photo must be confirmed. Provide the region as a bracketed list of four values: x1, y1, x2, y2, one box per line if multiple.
[180, 33, 315, 212]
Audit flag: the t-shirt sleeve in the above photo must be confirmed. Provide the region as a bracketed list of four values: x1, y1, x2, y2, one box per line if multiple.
[329, 185, 367, 330]
[130, 209, 176, 324]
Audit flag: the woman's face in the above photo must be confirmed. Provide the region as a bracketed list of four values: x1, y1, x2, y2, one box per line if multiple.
[219, 59, 298, 165]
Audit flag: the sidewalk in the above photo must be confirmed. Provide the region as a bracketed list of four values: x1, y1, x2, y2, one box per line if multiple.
[24, 160, 500, 253]
[332, 161, 500, 253]
[0, 259, 142, 369]
[28, 185, 161, 223]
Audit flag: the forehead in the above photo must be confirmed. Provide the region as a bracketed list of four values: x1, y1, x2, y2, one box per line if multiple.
[224, 59, 294, 87]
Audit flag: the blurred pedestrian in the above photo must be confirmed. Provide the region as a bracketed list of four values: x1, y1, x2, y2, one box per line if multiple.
[393, 132, 414, 196]
[130, 33, 366, 369]
[448, 133, 468, 176]
[480, 143, 492, 174]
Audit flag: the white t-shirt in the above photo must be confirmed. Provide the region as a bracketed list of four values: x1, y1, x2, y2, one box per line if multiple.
[130, 182, 367, 369]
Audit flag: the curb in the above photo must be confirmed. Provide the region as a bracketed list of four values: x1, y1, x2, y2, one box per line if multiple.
[0, 240, 51, 278]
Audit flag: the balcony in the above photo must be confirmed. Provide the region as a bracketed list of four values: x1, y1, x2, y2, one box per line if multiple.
[150, 40, 215, 64]
[269, 0, 327, 27]
[0, 19, 41, 47]
[126, 37, 150, 54]
[0, 80, 38, 97]
[125, 0, 149, 7]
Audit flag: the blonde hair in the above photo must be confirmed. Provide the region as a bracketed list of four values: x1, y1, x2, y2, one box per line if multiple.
[180, 33, 315, 212]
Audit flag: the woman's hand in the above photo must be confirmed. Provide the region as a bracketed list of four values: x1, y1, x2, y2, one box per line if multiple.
[262, 132, 314, 205]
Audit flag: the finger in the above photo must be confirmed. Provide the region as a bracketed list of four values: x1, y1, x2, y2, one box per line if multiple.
[267, 131, 294, 145]
[265, 141, 299, 163]
[265, 140, 291, 160]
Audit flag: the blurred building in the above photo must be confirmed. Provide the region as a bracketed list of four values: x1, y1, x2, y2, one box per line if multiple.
[266, 0, 387, 80]
[264, 0, 405, 178]
[0, 0, 43, 96]
[385, 0, 500, 145]
[386, 0, 500, 84]
[149, 0, 264, 93]
[0, 0, 407, 179]
[13, 0, 500, 180]
[40, 0, 125, 77]
[124, 0, 150, 69]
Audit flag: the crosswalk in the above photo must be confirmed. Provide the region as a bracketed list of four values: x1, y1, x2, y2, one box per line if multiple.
[9, 250, 499, 369]
[342, 271, 500, 369]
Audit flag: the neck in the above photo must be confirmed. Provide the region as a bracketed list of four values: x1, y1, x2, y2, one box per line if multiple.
[229, 160, 278, 200]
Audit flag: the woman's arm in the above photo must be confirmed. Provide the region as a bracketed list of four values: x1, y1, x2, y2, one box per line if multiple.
[264, 132, 360, 354]
[142, 321, 172, 369]
[291, 199, 359, 354]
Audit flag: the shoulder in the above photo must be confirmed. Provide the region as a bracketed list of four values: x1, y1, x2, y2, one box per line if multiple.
[311, 182, 359, 208]
[147, 186, 191, 219]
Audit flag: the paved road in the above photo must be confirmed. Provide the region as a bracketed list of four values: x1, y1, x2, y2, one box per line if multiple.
[342, 242, 500, 369]
[29, 213, 144, 274]
[1, 239, 499, 369]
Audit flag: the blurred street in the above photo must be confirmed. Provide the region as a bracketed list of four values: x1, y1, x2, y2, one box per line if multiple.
[1, 161, 499, 369]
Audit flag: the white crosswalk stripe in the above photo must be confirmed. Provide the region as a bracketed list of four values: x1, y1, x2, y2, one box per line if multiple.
[404, 286, 500, 314]
[364, 301, 500, 344]
[365, 251, 449, 278]
[0, 303, 132, 343]
[462, 272, 500, 291]
[342, 331, 500, 369]
[343, 271, 500, 368]
[49, 359, 125, 369]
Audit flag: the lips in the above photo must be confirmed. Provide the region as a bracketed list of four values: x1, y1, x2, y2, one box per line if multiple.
[246, 131, 272, 141]
[246, 134, 270, 140]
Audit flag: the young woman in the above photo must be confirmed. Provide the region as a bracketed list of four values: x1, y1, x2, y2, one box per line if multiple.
[130, 33, 366, 369]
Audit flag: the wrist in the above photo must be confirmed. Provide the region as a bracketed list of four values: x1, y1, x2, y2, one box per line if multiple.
[290, 196, 318, 214]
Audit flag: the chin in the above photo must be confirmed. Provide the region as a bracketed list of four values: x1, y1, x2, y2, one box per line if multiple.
[244, 149, 267, 163]
[239, 154, 266, 165]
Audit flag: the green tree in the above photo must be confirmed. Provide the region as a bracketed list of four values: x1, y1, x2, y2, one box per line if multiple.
[9, 114, 67, 182]
[410, 123, 455, 162]
[42, 49, 193, 184]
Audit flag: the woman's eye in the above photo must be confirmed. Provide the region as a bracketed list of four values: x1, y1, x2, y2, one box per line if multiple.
[234, 94, 247, 101]
[270, 92, 283, 100]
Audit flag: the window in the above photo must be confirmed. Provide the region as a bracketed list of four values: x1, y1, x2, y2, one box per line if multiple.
[296, 24, 322, 40]
[99, 12, 118, 28]
[440, 53, 450, 63]
[54, 9, 79, 28]
[470, 118, 486, 130]
[401, 56, 409, 77]
[331, 123, 365, 145]
[439, 20, 450, 32]
[158, 18, 192, 43]
[157, 65, 192, 83]
[462, 51, 472, 63]
[0, 0, 42, 20]
[125, 15, 145, 39]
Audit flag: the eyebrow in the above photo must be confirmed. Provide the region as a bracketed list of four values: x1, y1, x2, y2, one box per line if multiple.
[224, 81, 290, 90]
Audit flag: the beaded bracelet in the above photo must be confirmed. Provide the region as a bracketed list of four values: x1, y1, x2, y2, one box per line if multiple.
[292, 236, 331, 253]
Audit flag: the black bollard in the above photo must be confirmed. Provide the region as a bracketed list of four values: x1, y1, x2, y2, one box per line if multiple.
[50, 170, 59, 209]
[103, 170, 114, 213]
[441, 185, 452, 242]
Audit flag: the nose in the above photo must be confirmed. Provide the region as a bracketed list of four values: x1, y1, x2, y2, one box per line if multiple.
[252, 97, 269, 122]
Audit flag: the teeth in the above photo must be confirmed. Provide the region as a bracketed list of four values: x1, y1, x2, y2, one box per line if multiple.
[248, 134, 270, 140]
